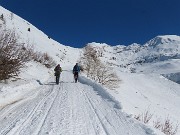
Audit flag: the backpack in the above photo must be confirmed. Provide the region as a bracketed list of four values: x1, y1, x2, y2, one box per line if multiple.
[73, 65, 79, 72]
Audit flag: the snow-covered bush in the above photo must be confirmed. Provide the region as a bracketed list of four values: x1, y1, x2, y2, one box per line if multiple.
[79, 45, 120, 89]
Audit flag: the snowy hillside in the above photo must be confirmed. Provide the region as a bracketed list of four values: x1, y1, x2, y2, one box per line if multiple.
[88, 36, 180, 72]
[86, 38, 180, 134]
[0, 6, 81, 67]
[0, 6, 180, 135]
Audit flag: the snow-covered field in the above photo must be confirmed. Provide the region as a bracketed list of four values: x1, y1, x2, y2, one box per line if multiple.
[0, 6, 180, 135]
[0, 71, 164, 135]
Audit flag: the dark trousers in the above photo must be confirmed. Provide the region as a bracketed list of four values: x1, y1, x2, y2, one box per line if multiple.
[74, 72, 78, 78]
[56, 75, 60, 84]
[74, 72, 78, 82]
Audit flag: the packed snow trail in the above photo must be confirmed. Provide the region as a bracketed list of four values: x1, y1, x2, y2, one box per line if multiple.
[0, 71, 153, 135]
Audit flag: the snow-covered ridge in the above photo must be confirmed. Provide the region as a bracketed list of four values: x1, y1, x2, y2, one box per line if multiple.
[86, 34, 180, 71]
[144, 35, 180, 47]
[0, 6, 81, 67]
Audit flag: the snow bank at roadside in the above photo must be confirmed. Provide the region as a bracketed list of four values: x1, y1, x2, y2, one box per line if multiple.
[79, 75, 122, 110]
[162, 72, 180, 84]
[0, 61, 52, 109]
[79, 76, 122, 109]
[78, 75, 164, 135]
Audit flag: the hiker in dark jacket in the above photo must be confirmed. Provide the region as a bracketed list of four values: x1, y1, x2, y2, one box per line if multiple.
[54, 64, 62, 84]
[73, 63, 80, 83]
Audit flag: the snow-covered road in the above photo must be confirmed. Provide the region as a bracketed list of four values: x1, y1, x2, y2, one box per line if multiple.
[0, 71, 155, 135]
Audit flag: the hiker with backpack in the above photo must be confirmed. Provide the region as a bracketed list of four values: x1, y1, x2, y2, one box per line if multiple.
[73, 63, 80, 83]
[54, 64, 62, 84]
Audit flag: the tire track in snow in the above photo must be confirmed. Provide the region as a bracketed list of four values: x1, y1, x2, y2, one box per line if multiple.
[36, 85, 61, 135]
[0, 84, 55, 135]
[75, 84, 109, 135]
[16, 85, 59, 135]
[38, 78, 90, 135]
[38, 73, 107, 135]
[62, 73, 109, 135]
[74, 80, 152, 135]
[37, 82, 65, 135]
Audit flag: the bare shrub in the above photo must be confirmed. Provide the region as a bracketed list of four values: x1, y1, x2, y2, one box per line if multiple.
[32, 52, 56, 68]
[142, 110, 153, 124]
[0, 14, 3, 20]
[0, 25, 56, 81]
[96, 64, 120, 89]
[160, 117, 179, 135]
[135, 110, 179, 135]
[0, 14, 5, 24]
[42, 53, 56, 68]
[134, 114, 141, 121]
[153, 117, 179, 135]
[80, 45, 99, 77]
[0, 28, 33, 80]
[79, 45, 120, 89]
[153, 118, 162, 129]
[134, 110, 153, 124]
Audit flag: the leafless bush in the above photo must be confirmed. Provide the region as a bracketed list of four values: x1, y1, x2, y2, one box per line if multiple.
[134, 109, 153, 124]
[142, 110, 154, 124]
[32, 52, 56, 68]
[96, 64, 120, 89]
[80, 45, 99, 77]
[135, 110, 179, 135]
[42, 53, 56, 68]
[0, 28, 33, 80]
[0, 25, 56, 81]
[79, 45, 120, 89]
[153, 118, 162, 129]
[0, 14, 6, 24]
[134, 114, 141, 121]
[154, 116, 179, 135]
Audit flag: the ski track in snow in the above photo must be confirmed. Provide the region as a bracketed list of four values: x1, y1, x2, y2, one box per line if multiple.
[0, 72, 154, 135]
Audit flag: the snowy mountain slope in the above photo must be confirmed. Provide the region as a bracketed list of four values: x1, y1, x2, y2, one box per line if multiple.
[0, 6, 81, 67]
[144, 35, 180, 47]
[87, 35, 180, 71]
[0, 5, 180, 135]
[0, 6, 81, 114]
[0, 6, 81, 110]
[81, 38, 180, 134]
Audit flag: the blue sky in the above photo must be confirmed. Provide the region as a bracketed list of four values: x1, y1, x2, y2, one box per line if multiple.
[0, 0, 180, 48]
